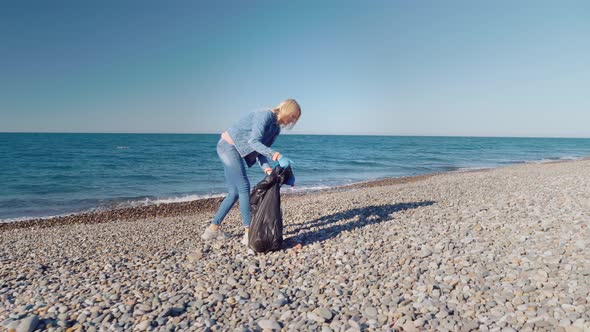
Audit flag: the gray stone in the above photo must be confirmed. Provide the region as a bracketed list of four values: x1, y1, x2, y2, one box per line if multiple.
[136, 320, 151, 331]
[1, 318, 15, 328]
[258, 319, 281, 330]
[280, 310, 293, 321]
[314, 307, 333, 321]
[419, 249, 433, 258]
[5, 320, 20, 330]
[462, 319, 480, 331]
[273, 297, 288, 307]
[348, 318, 361, 330]
[136, 304, 152, 312]
[363, 307, 378, 319]
[226, 277, 238, 286]
[307, 312, 325, 323]
[16, 315, 39, 332]
[78, 312, 88, 323]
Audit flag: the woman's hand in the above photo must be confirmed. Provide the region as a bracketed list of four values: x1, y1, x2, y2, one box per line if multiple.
[272, 152, 282, 161]
[264, 168, 272, 175]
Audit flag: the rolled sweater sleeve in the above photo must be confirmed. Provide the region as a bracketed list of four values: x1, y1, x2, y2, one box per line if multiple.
[247, 111, 277, 159]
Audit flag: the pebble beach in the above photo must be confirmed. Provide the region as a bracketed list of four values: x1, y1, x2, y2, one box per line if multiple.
[1, 159, 589, 331]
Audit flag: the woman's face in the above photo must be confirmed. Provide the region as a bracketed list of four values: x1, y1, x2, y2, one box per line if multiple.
[279, 113, 298, 126]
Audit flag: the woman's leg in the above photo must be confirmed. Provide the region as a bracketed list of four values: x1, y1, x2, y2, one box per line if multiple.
[210, 171, 238, 226]
[210, 140, 251, 227]
[234, 162, 251, 228]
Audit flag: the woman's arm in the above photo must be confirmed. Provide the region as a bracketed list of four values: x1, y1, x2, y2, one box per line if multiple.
[247, 111, 279, 160]
[257, 155, 272, 174]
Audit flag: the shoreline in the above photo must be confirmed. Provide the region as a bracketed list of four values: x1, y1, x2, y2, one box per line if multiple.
[1, 156, 585, 232]
[0, 171, 458, 232]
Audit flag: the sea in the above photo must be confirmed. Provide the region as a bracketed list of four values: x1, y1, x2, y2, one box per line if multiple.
[1, 133, 590, 222]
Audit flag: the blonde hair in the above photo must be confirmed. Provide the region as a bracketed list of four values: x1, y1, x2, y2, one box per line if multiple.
[272, 99, 301, 129]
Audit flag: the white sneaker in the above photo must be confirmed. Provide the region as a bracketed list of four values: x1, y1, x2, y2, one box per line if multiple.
[241, 233, 249, 246]
[201, 227, 228, 241]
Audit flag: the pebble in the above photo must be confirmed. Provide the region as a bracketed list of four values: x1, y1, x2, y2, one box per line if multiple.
[280, 310, 292, 321]
[258, 319, 281, 330]
[307, 312, 325, 323]
[348, 319, 361, 330]
[272, 297, 288, 307]
[16, 315, 39, 332]
[363, 307, 378, 319]
[314, 307, 333, 321]
[136, 320, 151, 330]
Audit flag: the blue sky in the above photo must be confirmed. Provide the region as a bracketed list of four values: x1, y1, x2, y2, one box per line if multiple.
[1, 1, 588, 137]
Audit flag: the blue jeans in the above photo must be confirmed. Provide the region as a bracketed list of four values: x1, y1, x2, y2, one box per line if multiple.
[211, 139, 251, 227]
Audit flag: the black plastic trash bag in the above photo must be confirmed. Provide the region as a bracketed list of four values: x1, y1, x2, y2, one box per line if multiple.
[248, 165, 294, 253]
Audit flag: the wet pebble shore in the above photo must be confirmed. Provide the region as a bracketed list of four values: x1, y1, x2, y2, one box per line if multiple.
[1, 160, 589, 331]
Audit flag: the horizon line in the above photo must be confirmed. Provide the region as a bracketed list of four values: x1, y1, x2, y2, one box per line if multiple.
[1, 131, 589, 139]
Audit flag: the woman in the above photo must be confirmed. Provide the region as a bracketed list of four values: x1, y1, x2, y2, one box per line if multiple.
[202, 99, 301, 247]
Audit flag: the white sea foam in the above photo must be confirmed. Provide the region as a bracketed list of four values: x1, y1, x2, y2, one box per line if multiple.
[526, 159, 555, 164]
[111, 193, 226, 209]
[0, 213, 77, 224]
[526, 156, 583, 164]
[452, 166, 494, 172]
[282, 185, 333, 193]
